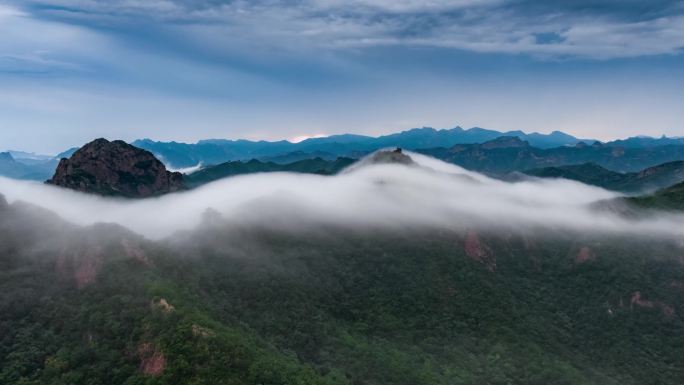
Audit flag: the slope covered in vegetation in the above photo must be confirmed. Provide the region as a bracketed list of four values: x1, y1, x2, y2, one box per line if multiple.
[1, 196, 682, 385]
[627, 181, 684, 211]
[525, 161, 684, 194]
[185, 157, 355, 187]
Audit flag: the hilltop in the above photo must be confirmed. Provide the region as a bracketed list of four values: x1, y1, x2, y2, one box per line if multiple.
[47, 139, 185, 198]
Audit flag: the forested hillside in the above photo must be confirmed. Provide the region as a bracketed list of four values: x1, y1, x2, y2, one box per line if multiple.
[1, 195, 682, 385]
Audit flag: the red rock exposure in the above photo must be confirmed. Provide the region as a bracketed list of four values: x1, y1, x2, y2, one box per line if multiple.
[575, 246, 595, 264]
[74, 253, 103, 289]
[464, 231, 496, 272]
[56, 245, 104, 289]
[47, 138, 184, 198]
[630, 291, 677, 318]
[630, 291, 655, 308]
[151, 298, 175, 313]
[192, 324, 214, 338]
[122, 239, 153, 267]
[662, 304, 676, 318]
[55, 253, 70, 279]
[138, 343, 166, 376]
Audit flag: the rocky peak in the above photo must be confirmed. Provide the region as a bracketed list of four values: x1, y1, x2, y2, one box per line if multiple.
[367, 148, 414, 165]
[342, 148, 415, 174]
[46, 138, 185, 198]
[481, 136, 529, 149]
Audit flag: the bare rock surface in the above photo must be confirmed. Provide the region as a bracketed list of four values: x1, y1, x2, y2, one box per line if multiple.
[47, 138, 184, 198]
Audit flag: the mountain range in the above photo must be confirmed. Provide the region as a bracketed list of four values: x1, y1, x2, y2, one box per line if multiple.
[0, 152, 57, 181]
[132, 127, 597, 169]
[6, 126, 684, 196]
[29, 137, 684, 217]
[420, 136, 684, 174]
[523, 161, 684, 194]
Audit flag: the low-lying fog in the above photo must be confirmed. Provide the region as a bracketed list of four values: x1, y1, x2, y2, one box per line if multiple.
[0, 152, 682, 239]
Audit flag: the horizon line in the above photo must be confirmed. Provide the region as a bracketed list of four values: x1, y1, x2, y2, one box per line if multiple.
[3, 124, 681, 156]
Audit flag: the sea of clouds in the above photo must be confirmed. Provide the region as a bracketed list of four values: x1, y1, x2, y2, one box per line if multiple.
[1, 152, 682, 239]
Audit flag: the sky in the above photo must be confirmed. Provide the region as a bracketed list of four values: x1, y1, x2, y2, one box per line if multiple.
[1, 0, 684, 154]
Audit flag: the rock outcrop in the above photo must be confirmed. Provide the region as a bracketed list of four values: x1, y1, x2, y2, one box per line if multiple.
[575, 246, 595, 264]
[138, 343, 166, 376]
[464, 231, 497, 272]
[341, 148, 416, 174]
[47, 138, 185, 198]
[367, 148, 415, 166]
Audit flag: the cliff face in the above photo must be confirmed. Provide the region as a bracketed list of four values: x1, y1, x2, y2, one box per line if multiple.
[47, 138, 185, 198]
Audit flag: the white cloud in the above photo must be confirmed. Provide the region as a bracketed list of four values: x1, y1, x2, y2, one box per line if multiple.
[0, 152, 682, 239]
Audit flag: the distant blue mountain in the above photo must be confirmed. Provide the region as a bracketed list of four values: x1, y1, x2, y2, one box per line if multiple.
[4, 127, 684, 180]
[8, 150, 53, 162]
[55, 147, 79, 159]
[133, 126, 596, 168]
[0, 147, 77, 181]
[0, 152, 57, 180]
[604, 136, 684, 148]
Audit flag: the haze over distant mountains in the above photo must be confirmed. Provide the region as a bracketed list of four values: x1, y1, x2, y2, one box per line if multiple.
[4, 125, 684, 189]
[132, 127, 684, 170]
[132, 126, 598, 168]
[0, 152, 58, 181]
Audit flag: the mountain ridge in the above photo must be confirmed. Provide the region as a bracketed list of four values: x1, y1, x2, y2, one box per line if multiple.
[420, 139, 684, 174]
[626, 180, 684, 211]
[132, 126, 596, 168]
[5, 128, 684, 183]
[185, 156, 356, 187]
[0, 151, 57, 180]
[524, 161, 684, 194]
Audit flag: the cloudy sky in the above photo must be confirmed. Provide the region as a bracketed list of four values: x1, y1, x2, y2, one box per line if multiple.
[1, 0, 684, 153]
